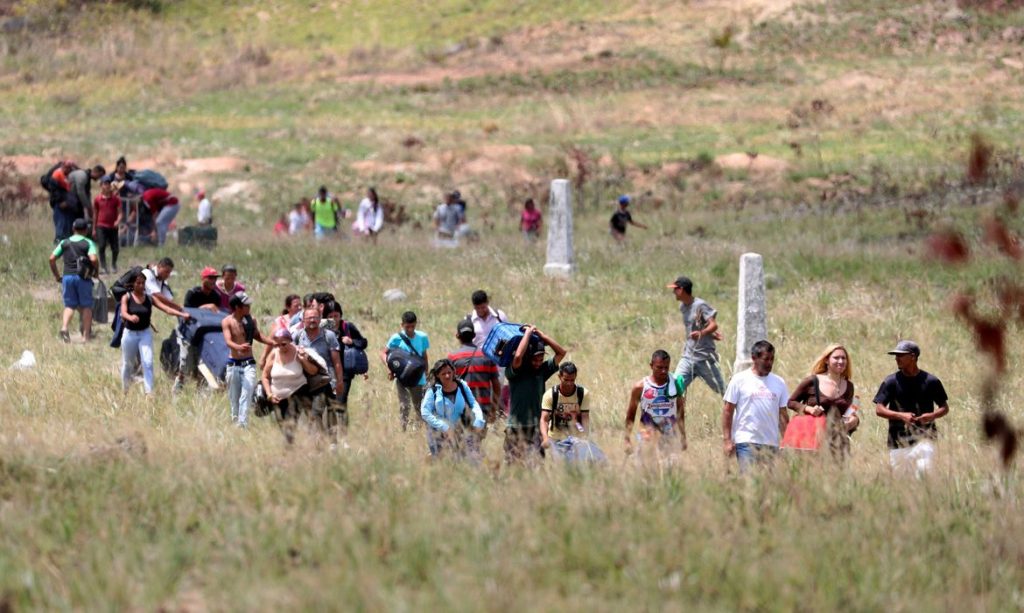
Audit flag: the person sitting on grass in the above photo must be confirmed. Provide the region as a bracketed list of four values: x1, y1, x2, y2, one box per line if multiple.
[420, 359, 485, 461]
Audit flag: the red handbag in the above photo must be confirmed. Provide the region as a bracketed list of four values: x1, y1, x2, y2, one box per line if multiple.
[781, 415, 826, 450]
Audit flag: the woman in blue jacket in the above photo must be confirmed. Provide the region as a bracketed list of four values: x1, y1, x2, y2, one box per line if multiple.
[421, 359, 485, 459]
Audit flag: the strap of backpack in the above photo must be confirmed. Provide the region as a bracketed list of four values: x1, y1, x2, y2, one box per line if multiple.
[398, 332, 419, 356]
[458, 380, 473, 412]
[577, 385, 585, 407]
[812, 375, 822, 406]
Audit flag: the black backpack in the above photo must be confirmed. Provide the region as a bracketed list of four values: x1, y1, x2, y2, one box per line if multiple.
[110, 265, 146, 304]
[548, 385, 585, 430]
[40, 162, 62, 193]
[59, 239, 95, 280]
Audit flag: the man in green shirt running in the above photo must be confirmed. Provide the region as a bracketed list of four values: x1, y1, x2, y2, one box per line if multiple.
[48, 218, 100, 342]
[310, 185, 341, 239]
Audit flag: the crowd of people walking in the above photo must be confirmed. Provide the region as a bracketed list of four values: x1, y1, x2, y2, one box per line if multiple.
[46, 220, 951, 473]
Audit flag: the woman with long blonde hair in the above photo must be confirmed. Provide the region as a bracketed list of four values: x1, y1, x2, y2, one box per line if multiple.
[787, 344, 859, 459]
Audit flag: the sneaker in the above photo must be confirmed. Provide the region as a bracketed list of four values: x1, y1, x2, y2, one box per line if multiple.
[171, 377, 185, 395]
[59, 330, 70, 343]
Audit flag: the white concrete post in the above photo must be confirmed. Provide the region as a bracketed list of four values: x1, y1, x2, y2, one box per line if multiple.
[734, 253, 767, 373]
[544, 179, 576, 278]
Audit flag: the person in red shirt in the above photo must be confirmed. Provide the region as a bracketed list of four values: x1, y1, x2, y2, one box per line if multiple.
[141, 187, 180, 246]
[93, 178, 123, 274]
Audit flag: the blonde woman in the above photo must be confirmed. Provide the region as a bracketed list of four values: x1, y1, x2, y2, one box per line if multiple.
[787, 344, 859, 460]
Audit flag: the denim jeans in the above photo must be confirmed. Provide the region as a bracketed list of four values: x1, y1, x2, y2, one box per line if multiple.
[735, 442, 779, 473]
[155, 204, 180, 246]
[53, 206, 75, 243]
[226, 360, 257, 426]
[675, 354, 726, 396]
[121, 328, 154, 393]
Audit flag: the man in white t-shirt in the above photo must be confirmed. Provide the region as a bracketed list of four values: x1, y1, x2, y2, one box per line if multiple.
[722, 340, 789, 473]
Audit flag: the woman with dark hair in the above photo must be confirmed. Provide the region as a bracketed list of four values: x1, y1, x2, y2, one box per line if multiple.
[354, 187, 384, 242]
[119, 270, 188, 395]
[274, 294, 302, 334]
[322, 302, 368, 409]
[520, 197, 542, 242]
[420, 359, 484, 459]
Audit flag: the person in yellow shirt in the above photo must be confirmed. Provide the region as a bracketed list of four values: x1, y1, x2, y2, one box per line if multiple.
[310, 185, 340, 239]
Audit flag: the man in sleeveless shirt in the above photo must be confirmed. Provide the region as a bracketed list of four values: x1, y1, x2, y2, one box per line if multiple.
[625, 349, 688, 455]
[222, 293, 274, 428]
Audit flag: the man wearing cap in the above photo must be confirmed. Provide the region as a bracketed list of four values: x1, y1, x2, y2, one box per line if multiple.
[504, 325, 567, 464]
[873, 340, 950, 475]
[48, 218, 99, 343]
[609, 195, 646, 241]
[668, 275, 726, 397]
[449, 318, 502, 456]
[172, 267, 223, 393]
[184, 267, 223, 313]
[196, 190, 212, 226]
[222, 292, 273, 428]
[141, 187, 181, 246]
[215, 264, 246, 312]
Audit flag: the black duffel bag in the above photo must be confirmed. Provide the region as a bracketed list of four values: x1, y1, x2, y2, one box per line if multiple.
[386, 347, 426, 387]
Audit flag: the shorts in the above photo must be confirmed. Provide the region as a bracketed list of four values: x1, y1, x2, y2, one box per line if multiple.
[62, 275, 94, 309]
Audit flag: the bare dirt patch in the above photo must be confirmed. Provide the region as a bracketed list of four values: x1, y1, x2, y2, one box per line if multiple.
[715, 152, 789, 174]
[1, 155, 49, 175]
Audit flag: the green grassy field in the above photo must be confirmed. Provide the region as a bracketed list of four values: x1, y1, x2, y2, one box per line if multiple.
[2, 0, 1024, 609]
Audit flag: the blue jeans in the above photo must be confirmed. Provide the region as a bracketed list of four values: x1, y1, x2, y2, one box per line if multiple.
[121, 328, 154, 393]
[226, 359, 257, 426]
[155, 204, 180, 246]
[53, 206, 75, 243]
[735, 442, 779, 473]
[675, 354, 726, 396]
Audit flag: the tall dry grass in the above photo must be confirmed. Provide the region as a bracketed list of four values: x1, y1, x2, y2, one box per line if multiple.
[1, 193, 1022, 609]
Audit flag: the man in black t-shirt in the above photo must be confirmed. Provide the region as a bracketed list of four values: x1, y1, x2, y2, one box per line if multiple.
[184, 267, 222, 312]
[609, 195, 646, 241]
[174, 266, 222, 393]
[873, 340, 950, 475]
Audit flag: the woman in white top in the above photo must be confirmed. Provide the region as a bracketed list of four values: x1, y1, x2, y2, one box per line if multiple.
[353, 187, 384, 242]
[261, 327, 321, 443]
